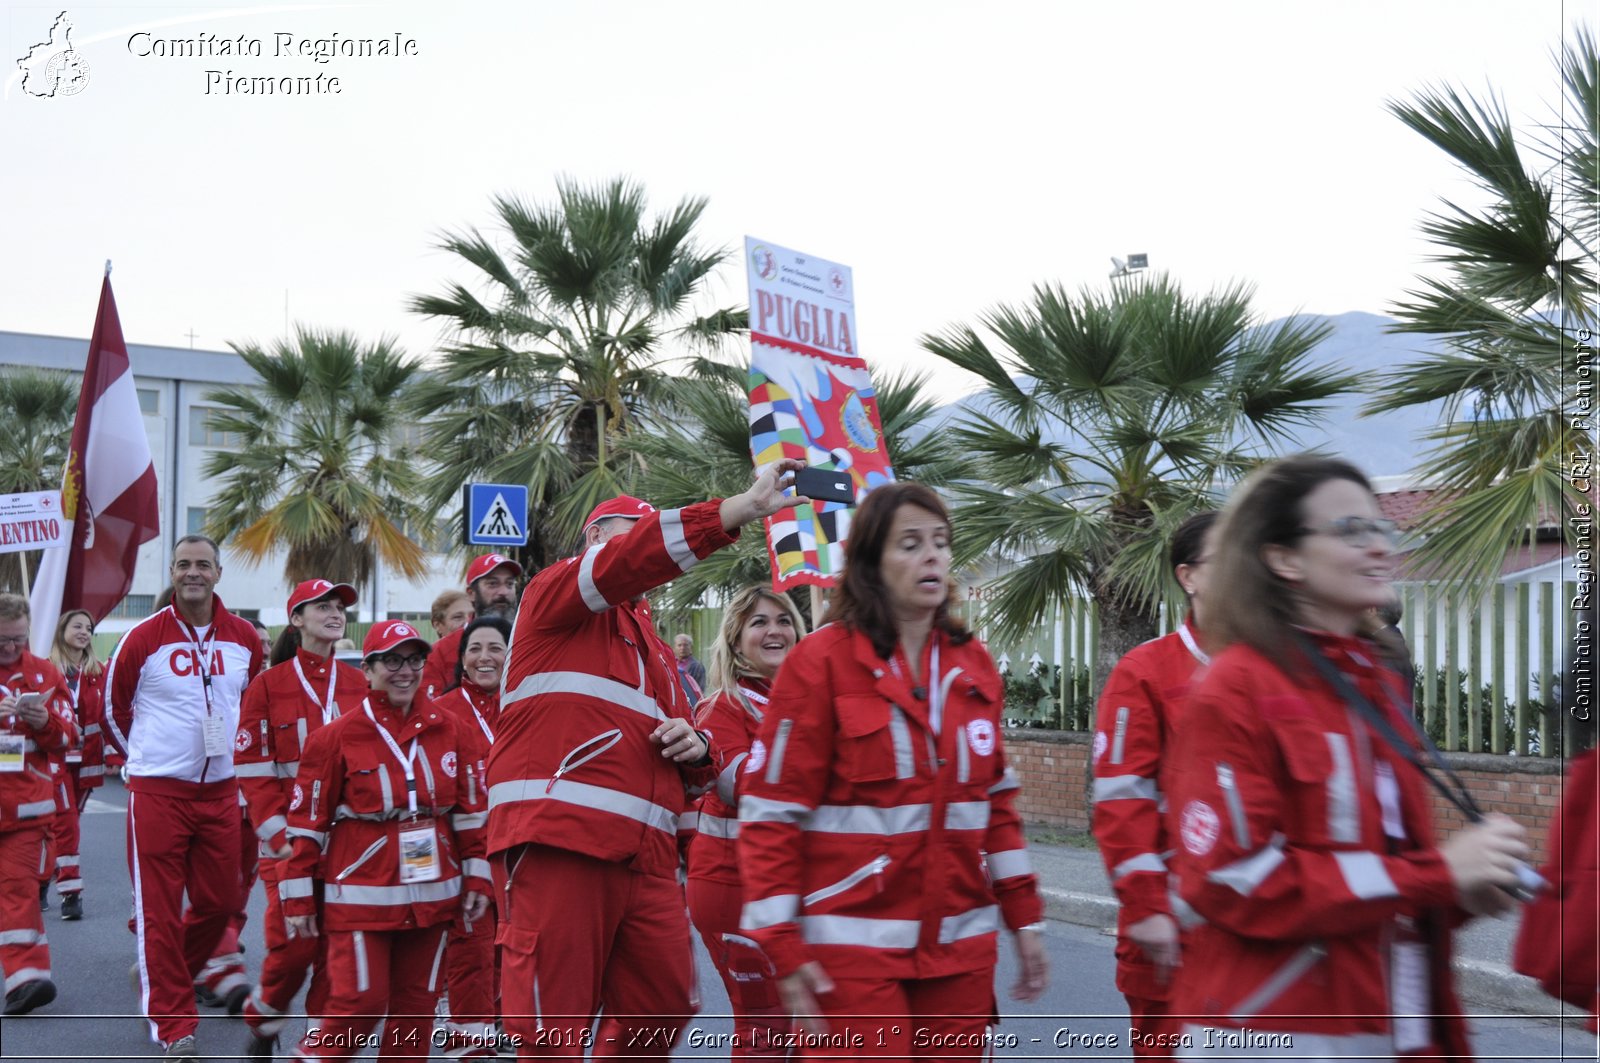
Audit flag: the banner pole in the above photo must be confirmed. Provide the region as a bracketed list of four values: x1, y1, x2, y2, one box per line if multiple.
[17, 550, 30, 598]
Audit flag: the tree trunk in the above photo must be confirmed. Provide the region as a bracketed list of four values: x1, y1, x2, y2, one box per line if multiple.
[1093, 594, 1159, 696]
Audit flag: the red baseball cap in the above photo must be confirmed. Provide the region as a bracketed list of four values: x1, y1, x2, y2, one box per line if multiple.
[286, 578, 358, 617]
[466, 553, 524, 587]
[362, 620, 431, 658]
[582, 495, 657, 533]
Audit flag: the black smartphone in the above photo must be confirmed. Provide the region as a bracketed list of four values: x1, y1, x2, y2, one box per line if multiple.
[793, 466, 856, 505]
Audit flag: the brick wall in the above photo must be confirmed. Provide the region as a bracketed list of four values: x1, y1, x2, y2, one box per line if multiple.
[1007, 731, 1566, 866]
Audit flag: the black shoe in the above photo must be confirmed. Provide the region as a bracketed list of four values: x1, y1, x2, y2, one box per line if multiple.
[4, 978, 57, 1016]
[245, 1029, 278, 1061]
[194, 983, 223, 1008]
[162, 1033, 198, 1061]
[59, 893, 82, 921]
[222, 983, 251, 1016]
[37, 882, 48, 912]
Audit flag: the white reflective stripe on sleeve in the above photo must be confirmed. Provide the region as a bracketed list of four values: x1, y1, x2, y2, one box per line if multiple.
[279, 877, 315, 899]
[739, 795, 813, 825]
[234, 762, 278, 778]
[658, 508, 696, 572]
[577, 544, 609, 613]
[502, 671, 666, 724]
[462, 858, 491, 881]
[943, 801, 990, 831]
[889, 708, 915, 780]
[353, 930, 369, 994]
[955, 724, 970, 783]
[278, 760, 300, 779]
[937, 904, 999, 943]
[451, 812, 487, 831]
[286, 827, 326, 846]
[741, 893, 801, 930]
[328, 877, 463, 907]
[1333, 851, 1399, 900]
[1325, 733, 1359, 843]
[715, 754, 746, 806]
[765, 719, 793, 784]
[988, 766, 1020, 795]
[15, 800, 55, 818]
[985, 848, 1032, 880]
[677, 810, 699, 833]
[1206, 834, 1287, 897]
[1113, 852, 1168, 881]
[697, 814, 739, 840]
[488, 778, 678, 836]
[1092, 775, 1159, 803]
[255, 814, 288, 842]
[1111, 706, 1129, 765]
[0, 928, 47, 946]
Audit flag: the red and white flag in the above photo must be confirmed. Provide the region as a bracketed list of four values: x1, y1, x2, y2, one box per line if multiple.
[29, 271, 161, 646]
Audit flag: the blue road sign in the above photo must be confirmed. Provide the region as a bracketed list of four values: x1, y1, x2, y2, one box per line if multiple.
[464, 483, 529, 547]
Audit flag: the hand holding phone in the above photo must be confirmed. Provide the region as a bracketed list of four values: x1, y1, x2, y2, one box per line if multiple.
[792, 467, 856, 505]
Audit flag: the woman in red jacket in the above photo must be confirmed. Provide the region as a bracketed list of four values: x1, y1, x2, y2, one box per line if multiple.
[281, 620, 491, 1062]
[738, 482, 1048, 1060]
[1166, 455, 1531, 1059]
[687, 584, 805, 1059]
[46, 609, 106, 920]
[438, 614, 511, 1059]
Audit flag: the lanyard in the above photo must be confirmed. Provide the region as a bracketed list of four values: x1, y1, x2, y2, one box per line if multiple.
[362, 698, 423, 815]
[736, 683, 768, 723]
[458, 687, 495, 745]
[293, 657, 341, 726]
[889, 642, 943, 735]
[180, 620, 219, 716]
[1177, 621, 1211, 666]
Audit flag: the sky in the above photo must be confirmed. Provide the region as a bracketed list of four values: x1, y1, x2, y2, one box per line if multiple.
[2, 0, 1588, 402]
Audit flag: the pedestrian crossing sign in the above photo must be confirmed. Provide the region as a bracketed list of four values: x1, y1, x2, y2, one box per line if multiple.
[463, 483, 529, 546]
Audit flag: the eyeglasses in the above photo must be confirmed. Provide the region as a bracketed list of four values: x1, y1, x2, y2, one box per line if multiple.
[0, 636, 26, 647]
[372, 652, 426, 672]
[1298, 517, 1400, 548]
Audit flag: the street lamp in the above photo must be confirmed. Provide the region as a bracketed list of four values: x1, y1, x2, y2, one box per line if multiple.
[1109, 253, 1149, 280]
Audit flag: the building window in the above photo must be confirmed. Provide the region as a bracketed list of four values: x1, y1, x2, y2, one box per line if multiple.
[186, 507, 208, 536]
[109, 594, 156, 619]
[188, 406, 243, 448]
[137, 388, 159, 415]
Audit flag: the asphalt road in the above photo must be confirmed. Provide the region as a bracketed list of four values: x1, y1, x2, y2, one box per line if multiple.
[0, 779, 1589, 1061]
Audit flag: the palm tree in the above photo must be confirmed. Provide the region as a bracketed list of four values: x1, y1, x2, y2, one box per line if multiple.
[201, 328, 431, 587]
[0, 369, 77, 593]
[1363, 25, 1597, 589]
[923, 274, 1356, 683]
[407, 177, 742, 567]
[621, 358, 979, 616]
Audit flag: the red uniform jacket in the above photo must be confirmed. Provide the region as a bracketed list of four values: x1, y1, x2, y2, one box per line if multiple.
[487, 502, 728, 878]
[1090, 619, 1208, 998]
[737, 624, 1042, 981]
[1513, 748, 1598, 1023]
[234, 648, 369, 854]
[421, 628, 465, 703]
[686, 678, 772, 887]
[281, 693, 490, 932]
[58, 665, 107, 790]
[1, 651, 78, 829]
[438, 683, 500, 749]
[1166, 634, 1469, 1058]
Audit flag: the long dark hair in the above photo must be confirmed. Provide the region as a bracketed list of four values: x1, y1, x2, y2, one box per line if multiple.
[828, 482, 971, 660]
[451, 615, 513, 692]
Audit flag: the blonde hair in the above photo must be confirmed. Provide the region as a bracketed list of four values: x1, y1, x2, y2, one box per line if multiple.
[430, 589, 472, 632]
[704, 586, 805, 701]
[50, 608, 103, 677]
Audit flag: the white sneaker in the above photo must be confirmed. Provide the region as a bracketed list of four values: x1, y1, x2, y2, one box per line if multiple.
[164, 1033, 198, 1061]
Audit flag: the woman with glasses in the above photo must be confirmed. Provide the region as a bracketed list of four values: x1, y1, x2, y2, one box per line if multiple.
[686, 585, 806, 1059]
[1165, 455, 1530, 1059]
[281, 620, 491, 1062]
[45, 609, 107, 920]
[437, 614, 512, 1060]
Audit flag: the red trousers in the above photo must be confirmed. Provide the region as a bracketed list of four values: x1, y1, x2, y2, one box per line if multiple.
[687, 876, 791, 1059]
[0, 826, 52, 994]
[294, 925, 451, 1062]
[126, 784, 240, 1045]
[493, 844, 695, 1061]
[243, 861, 329, 1035]
[47, 771, 88, 895]
[1124, 994, 1176, 1060]
[194, 805, 259, 1001]
[444, 903, 500, 1058]
[804, 969, 996, 1062]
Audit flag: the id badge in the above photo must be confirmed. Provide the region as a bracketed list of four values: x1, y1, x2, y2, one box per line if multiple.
[0, 733, 23, 773]
[202, 713, 230, 758]
[1390, 930, 1431, 1053]
[398, 818, 441, 883]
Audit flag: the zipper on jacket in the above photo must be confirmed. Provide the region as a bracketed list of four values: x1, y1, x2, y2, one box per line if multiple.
[547, 729, 623, 794]
[802, 855, 891, 908]
[1216, 763, 1251, 849]
[336, 836, 389, 881]
[1229, 942, 1327, 1020]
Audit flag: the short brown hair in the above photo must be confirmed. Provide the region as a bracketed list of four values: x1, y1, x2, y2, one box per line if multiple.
[829, 482, 971, 659]
[0, 593, 30, 623]
[1205, 454, 1373, 660]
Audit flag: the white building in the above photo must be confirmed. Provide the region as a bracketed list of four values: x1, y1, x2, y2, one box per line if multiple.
[2, 330, 464, 631]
